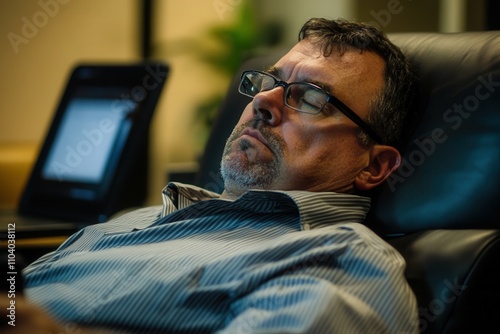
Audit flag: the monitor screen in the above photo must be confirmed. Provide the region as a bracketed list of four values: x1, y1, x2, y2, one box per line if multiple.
[19, 63, 169, 221]
[41, 97, 137, 184]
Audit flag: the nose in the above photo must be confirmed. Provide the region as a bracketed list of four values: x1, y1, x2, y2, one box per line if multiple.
[251, 86, 284, 126]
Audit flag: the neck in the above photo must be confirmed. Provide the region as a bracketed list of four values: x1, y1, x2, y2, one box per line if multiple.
[220, 188, 244, 201]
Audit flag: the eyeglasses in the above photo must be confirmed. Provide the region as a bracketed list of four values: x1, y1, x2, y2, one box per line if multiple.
[238, 70, 382, 143]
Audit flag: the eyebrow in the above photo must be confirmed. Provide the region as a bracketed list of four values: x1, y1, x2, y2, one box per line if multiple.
[265, 66, 334, 94]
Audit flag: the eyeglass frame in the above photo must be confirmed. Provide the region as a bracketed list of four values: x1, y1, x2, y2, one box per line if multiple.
[238, 70, 383, 144]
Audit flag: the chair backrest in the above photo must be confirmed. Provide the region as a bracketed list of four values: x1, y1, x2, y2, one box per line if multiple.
[370, 32, 500, 334]
[369, 31, 500, 235]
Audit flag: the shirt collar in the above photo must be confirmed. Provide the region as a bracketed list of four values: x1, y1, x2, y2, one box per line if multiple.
[161, 182, 221, 217]
[161, 182, 371, 230]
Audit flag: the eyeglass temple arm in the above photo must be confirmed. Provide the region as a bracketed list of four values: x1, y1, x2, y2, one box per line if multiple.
[327, 95, 383, 143]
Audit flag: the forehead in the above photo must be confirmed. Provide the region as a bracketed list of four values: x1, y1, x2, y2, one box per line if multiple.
[273, 40, 386, 116]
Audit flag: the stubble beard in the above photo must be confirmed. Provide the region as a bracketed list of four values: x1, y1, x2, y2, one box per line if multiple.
[220, 118, 285, 195]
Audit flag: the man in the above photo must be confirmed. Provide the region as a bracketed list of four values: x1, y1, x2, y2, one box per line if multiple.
[20, 18, 418, 333]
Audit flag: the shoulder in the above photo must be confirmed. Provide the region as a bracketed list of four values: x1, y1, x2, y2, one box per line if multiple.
[304, 222, 405, 267]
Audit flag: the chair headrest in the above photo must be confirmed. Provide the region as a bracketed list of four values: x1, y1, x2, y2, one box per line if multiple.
[369, 31, 500, 234]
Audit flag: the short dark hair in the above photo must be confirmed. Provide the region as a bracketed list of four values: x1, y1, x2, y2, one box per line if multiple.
[298, 18, 418, 151]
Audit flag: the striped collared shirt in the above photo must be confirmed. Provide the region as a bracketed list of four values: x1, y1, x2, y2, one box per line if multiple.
[24, 182, 418, 333]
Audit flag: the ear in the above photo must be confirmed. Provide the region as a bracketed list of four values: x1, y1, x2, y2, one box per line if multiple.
[354, 145, 401, 191]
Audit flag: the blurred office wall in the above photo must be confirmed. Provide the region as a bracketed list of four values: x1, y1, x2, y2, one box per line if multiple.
[0, 0, 140, 208]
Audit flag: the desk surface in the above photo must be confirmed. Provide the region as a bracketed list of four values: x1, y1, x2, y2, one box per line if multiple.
[2, 235, 69, 269]
[1, 235, 68, 248]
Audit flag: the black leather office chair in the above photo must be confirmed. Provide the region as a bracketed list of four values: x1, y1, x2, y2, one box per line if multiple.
[195, 31, 500, 333]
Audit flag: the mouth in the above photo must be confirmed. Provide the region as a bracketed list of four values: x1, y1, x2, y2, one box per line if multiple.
[239, 128, 271, 149]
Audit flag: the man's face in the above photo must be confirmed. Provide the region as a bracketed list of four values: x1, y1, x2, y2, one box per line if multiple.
[220, 39, 386, 198]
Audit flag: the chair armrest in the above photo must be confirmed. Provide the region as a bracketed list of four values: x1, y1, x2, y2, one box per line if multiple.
[387, 229, 500, 334]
